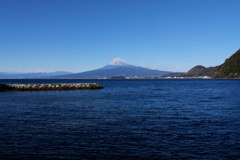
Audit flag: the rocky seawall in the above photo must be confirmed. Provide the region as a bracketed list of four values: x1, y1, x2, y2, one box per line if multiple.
[0, 83, 103, 91]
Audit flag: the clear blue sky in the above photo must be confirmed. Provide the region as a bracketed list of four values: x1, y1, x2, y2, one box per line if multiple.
[0, 0, 239, 73]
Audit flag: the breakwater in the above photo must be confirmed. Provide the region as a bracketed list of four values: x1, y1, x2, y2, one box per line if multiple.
[0, 83, 103, 91]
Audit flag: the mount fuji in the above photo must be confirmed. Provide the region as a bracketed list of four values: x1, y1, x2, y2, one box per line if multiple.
[99, 58, 130, 70]
[54, 58, 171, 79]
[108, 58, 130, 66]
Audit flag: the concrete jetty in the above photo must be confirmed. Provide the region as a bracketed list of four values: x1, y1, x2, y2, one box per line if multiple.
[0, 83, 103, 91]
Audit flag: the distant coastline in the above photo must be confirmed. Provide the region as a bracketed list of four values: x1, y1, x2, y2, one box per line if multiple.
[1, 49, 239, 79]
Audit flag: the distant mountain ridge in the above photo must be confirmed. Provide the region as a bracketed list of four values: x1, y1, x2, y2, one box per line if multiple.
[184, 65, 218, 77]
[0, 71, 72, 79]
[54, 58, 171, 78]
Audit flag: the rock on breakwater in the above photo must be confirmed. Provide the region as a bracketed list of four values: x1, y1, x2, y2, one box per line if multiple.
[0, 83, 103, 91]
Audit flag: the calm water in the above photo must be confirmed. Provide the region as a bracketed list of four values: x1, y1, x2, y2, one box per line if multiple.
[0, 79, 240, 159]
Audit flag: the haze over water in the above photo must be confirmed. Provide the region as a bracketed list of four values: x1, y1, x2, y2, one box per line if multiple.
[0, 79, 240, 159]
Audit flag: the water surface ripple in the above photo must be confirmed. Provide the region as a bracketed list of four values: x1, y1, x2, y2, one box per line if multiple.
[0, 79, 240, 159]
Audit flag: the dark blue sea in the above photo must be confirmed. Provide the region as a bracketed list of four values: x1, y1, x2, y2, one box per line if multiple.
[0, 79, 240, 160]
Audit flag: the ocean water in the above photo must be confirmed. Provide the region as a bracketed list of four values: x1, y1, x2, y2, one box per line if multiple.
[0, 79, 240, 159]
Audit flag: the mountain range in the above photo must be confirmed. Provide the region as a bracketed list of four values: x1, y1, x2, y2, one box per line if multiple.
[0, 71, 72, 79]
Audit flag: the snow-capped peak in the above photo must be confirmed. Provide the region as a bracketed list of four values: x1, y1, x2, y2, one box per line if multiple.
[108, 58, 129, 66]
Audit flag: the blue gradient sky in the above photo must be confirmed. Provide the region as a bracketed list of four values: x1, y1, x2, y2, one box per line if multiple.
[0, 0, 239, 73]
